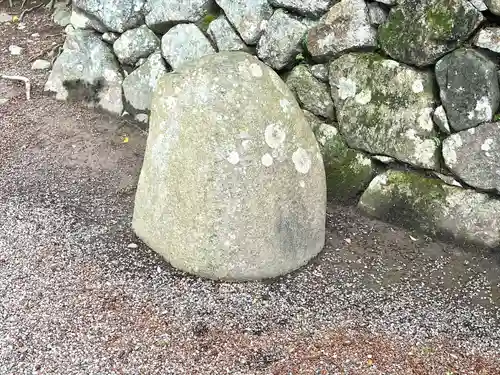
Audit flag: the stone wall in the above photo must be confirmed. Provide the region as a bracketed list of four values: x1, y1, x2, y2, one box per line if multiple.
[45, 0, 500, 249]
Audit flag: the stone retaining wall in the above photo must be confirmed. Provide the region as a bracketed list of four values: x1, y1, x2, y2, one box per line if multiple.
[45, 0, 500, 250]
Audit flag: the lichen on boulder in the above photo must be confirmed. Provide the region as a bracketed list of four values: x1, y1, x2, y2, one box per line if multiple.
[329, 52, 440, 170]
[359, 170, 500, 248]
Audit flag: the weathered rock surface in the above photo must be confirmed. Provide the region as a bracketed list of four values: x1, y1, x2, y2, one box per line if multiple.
[70, 7, 107, 32]
[31, 59, 51, 70]
[257, 9, 309, 70]
[443, 122, 500, 192]
[286, 64, 334, 120]
[310, 64, 328, 82]
[268, 0, 332, 17]
[329, 52, 439, 170]
[359, 170, 500, 248]
[44, 29, 123, 115]
[102, 32, 119, 44]
[470, 0, 488, 11]
[432, 105, 451, 134]
[72, 0, 144, 32]
[113, 25, 160, 65]
[435, 48, 499, 131]
[133, 51, 326, 280]
[215, 0, 273, 45]
[485, 0, 500, 14]
[379, 0, 483, 67]
[473, 27, 500, 54]
[144, 0, 213, 33]
[122, 52, 168, 115]
[207, 15, 249, 52]
[53, 6, 71, 27]
[306, 0, 377, 62]
[161, 24, 215, 69]
[367, 2, 388, 25]
[314, 122, 376, 202]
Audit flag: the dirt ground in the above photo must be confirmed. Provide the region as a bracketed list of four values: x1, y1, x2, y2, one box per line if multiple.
[1, 4, 500, 375]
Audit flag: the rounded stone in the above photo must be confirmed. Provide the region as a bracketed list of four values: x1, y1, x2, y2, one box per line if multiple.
[132, 51, 326, 281]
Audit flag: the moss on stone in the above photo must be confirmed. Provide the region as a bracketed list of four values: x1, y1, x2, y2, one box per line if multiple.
[425, 4, 455, 38]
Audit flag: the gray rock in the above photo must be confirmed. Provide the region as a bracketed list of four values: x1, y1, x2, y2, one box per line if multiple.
[359, 170, 500, 248]
[31, 59, 51, 70]
[473, 27, 500, 53]
[329, 53, 439, 170]
[372, 155, 395, 164]
[123, 52, 168, 115]
[53, 6, 71, 27]
[257, 9, 309, 70]
[161, 24, 215, 70]
[310, 64, 328, 82]
[215, 0, 273, 45]
[485, 0, 500, 14]
[432, 105, 451, 134]
[102, 32, 119, 44]
[442, 122, 500, 192]
[144, 0, 213, 33]
[433, 172, 462, 187]
[379, 0, 483, 67]
[306, 0, 377, 61]
[113, 25, 160, 66]
[44, 29, 123, 115]
[314, 123, 376, 202]
[268, 0, 333, 17]
[286, 64, 335, 120]
[70, 7, 107, 32]
[72, 0, 144, 32]
[9, 45, 23, 55]
[367, 2, 388, 25]
[133, 51, 326, 281]
[435, 48, 499, 131]
[207, 15, 249, 52]
[470, 0, 488, 11]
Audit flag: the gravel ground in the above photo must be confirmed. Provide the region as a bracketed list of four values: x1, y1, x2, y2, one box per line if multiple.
[1, 4, 500, 375]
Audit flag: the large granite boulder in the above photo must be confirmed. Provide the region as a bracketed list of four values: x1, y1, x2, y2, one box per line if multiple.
[72, 0, 145, 33]
[329, 52, 439, 170]
[144, 0, 214, 33]
[215, 0, 273, 45]
[306, 0, 377, 62]
[44, 29, 123, 115]
[442, 122, 500, 193]
[122, 52, 168, 115]
[435, 48, 499, 131]
[133, 51, 326, 281]
[359, 170, 500, 248]
[378, 0, 483, 67]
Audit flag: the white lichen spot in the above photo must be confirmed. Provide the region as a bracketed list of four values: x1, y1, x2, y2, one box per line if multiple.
[261, 153, 273, 167]
[316, 124, 338, 146]
[292, 147, 311, 174]
[481, 138, 494, 152]
[280, 98, 291, 113]
[473, 96, 492, 121]
[355, 153, 372, 166]
[381, 60, 399, 69]
[299, 180, 305, 188]
[467, 128, 476, 135]
[227, 151, 240, 165]
[355, 89, 372, 105]
[264, 123, 286, 149]
[249, 63, 263, 78]
[241, 139, 252, 150]
[442, 135, 462, 166]
[338, 77, 357, 100]
[417, 107, 435, 132]
[411, 79, 424, 93]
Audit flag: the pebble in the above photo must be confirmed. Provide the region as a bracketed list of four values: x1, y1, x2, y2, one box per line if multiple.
[8, 45, 23, 55]
[127, 243, 138, 249]
[31, 59, 51, 70]
[0, 12, 11, 23]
